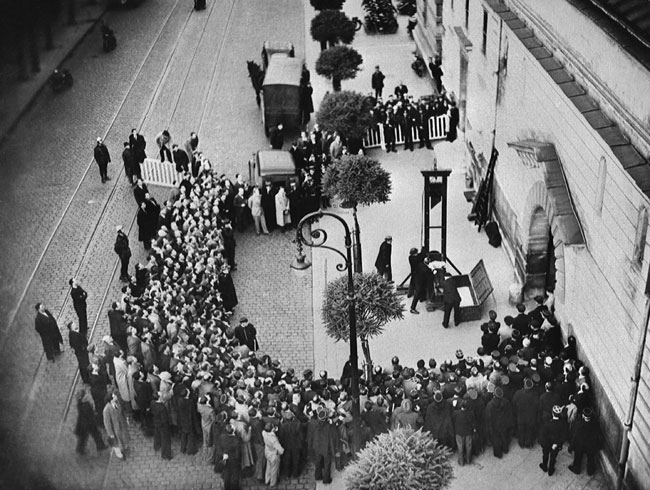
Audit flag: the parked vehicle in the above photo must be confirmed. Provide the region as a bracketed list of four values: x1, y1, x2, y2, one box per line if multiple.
[261, 54, 304, 136]
[49, 69, 73, 93]
[248, 150, 299, 189]
[362, 0, 398, 34]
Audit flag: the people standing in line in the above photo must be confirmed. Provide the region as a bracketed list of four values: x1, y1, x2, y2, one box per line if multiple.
[114, 225, 131, 282]
[121, 142, 136, 185]
[94, 137, 111, 183]
[151, 391, 173, 460]
[34, 302, 63, 362]
[274, 186, 291, 233]
[69, 278, 88, 336]
[248, 186, 270, 236]
[441, 275, 461, 328]
[67, 321, 90, 384]
[262, 423, 284, 487]
[371, 65, 385, 99]
[74, 388, 107, 455]
[539, 405, 568, 476]
[234, 317, 259, 352]
[103, 388, 130, 460]
[374, 235, 393, 282]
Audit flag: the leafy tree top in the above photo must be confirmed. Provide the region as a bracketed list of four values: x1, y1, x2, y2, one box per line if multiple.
[345, 428, 454, 490]
[311, 10, 356, 45]
[310, 0, 346, 10]
[322, 154, 392, 207]
[315, 45, 363, 83]
[316, 91, 375, 141]
[322, 272, 404, 341]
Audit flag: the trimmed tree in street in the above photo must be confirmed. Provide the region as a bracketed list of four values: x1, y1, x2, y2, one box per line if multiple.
[345, 428, 454, 490]
[310, 0, 346, 10]
[311, 9, 357, 51]
[322, 154, 392, 271]
[316, 91, 375, 149]
[315, 45, 363, 91]
[322, 272, 404, 382]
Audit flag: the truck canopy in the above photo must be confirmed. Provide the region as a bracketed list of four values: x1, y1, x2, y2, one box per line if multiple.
[263, 56, 303, 88]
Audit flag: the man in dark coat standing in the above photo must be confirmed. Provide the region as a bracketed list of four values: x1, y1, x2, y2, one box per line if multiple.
[442, 276, 461, 328]
[539, 405, 568, 476]
[74, 388, 107, 455]
[234, 317, 258, 351]
[452, 399, 475, 465]
[107, 302, 129, 354]
[114, 225, 131, 282]
[269, 124, 285, 150]
[172, 144, 189, 173]
[371, 65, 385, 99]
[217, 423, 243, 490]
[485, 387, 514, 458]
[129, 128, 147, 164]
[409, 255, 432, 314]
[67, 321, 90, 383]
[151, 392, 173, 460]
[446, 100, 459, 142]
[35, 303, 63, 361]
[93, 137, 111, 183]
[69, 278, 88, 336]
[121, 142, 136, 185]
[512, 377, 539, 448]
[261, 182, 277, 232]
[308, 408, 337, 484]
[568, 407, 600, 476]
[374, 236, 393, 281]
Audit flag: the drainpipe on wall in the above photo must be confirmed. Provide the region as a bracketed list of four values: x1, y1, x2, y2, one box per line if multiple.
[491, 18, 504, 151]
[616, 296, 650, 490]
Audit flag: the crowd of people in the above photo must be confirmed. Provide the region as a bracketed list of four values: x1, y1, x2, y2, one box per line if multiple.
[28, 125, 592, 490]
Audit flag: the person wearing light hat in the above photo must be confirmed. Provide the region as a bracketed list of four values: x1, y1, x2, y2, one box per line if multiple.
[485, 386, 514, 458]
[374, 235, 393, 282]
[568, 407, 600, 476]
[539, 405, 568, 476]
[512, 377, 539, 448]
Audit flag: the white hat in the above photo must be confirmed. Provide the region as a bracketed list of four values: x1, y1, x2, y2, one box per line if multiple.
[115, 225, 123, 232]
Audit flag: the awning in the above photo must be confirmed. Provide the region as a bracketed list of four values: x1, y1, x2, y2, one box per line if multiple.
[507, 140, 585, 245]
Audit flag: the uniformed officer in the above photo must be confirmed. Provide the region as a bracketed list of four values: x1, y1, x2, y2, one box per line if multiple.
[539, 405, 567, 476]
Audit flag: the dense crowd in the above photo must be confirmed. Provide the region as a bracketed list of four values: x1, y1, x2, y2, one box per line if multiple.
[30, 128, 596, 490]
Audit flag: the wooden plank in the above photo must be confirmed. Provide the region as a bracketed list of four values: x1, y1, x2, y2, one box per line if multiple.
[469, 259, 494, 305]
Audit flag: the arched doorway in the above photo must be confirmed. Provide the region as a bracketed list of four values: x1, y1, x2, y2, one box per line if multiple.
[525, 207, 556, 295]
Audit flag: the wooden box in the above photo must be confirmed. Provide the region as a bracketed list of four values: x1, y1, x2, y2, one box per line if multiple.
[448, 259, 494, 322]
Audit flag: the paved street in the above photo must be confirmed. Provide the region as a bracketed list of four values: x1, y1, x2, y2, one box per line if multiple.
[0, 0, 612, 489]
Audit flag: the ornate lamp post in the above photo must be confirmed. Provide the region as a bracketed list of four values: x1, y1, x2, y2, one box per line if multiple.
[290, 209, 362, 453]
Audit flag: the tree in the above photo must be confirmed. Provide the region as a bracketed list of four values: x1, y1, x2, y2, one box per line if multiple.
[315, 45, 363, 91]
[316, 91, 375, 143]
[345, 428, 454, 490]
[310, 0, 345, 10]
[311, 10, 356, 51]
[322, 272, 404, 381]
[322, 154, 392, 275]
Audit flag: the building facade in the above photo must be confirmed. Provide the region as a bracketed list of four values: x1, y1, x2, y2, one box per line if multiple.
[415, 0, 650, 488]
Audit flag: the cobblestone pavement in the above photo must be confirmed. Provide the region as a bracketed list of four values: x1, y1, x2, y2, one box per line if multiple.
[0, 0, 313, 488]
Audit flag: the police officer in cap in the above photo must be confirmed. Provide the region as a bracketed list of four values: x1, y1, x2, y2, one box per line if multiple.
[539, 405, 568, 476]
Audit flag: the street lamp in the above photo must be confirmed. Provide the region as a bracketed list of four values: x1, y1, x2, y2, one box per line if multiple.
[290, 209, 362, 453]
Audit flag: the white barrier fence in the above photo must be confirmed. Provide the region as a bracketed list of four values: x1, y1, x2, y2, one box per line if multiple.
[141, 158, 183, 188]
[363, 114, 449, 149]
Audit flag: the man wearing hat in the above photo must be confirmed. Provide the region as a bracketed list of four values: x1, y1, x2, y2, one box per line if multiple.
[452, 400, 475, 465]
[568, 407, 600, 476]
[424, 391, 455, 449]
[441, 274, 462, 328]
[374, 235, 393, 282]
[512, 378, 539, 448]
[485, 386, 514, 458]
[234, 317, 258, 352]
[308, 408, 337, 484]
[539, 405, 568, 476]
[69, 278, 88, 337]
[93, 137, 111, 183]
[151, 391, 173, 460]
[113, 225, 131, 282]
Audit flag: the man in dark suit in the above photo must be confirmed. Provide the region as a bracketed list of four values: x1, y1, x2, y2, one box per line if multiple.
[129, 129, 147, 164]
[172, 144, 189, 173]
[35, 303, 63, 361]
[269, 124, 285, 150]
[371, 65, 385, 99]
[69, 278, 88, 337]
[93, 137, 111, 183]
[234, 317, 258, 351]
[122, 142, 136, 185]
[442, 276, 461, 328]
[108, 302, 128, 354]
[375, 236, 393, 281]
[67, 321, 90, 383]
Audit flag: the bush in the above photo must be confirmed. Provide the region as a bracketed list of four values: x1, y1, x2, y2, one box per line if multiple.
[310, 0, 346, 10]
[311, 10, 357, 50]
[345, 428, 454, 490]
[315, 45, 363, 91]
[316, 91, 375, 141]
[322, 154, 391, 207]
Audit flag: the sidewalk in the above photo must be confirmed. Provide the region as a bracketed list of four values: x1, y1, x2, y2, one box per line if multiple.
[303, 1, 609, 489]
[0, 2, 105, 145]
